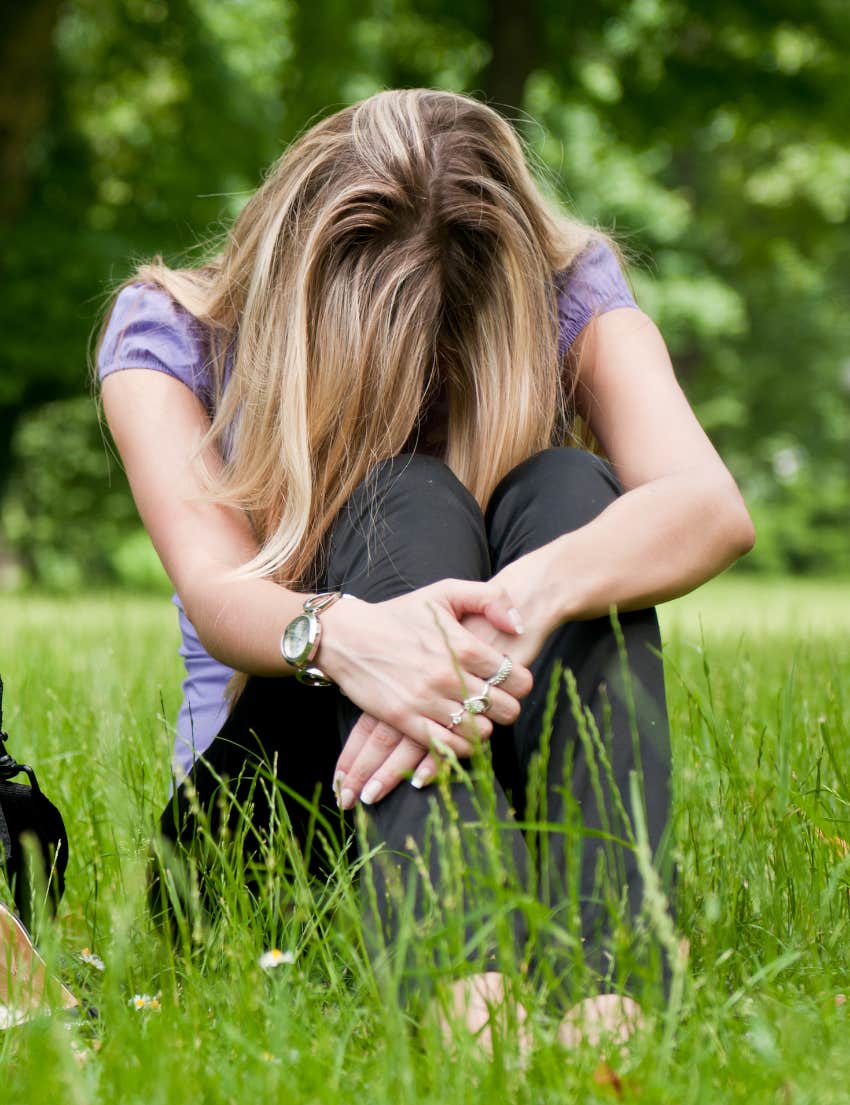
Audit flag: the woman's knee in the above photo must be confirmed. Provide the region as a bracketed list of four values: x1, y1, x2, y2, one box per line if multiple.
[486, 448, 621, 568]
[325, 452, 491, 597]
[360, 452, 479, 510]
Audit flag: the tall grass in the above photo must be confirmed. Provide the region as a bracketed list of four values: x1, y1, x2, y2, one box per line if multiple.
[1, 579, 850, 1102]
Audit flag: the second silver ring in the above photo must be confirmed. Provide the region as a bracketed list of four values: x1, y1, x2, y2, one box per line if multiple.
[485, 654, 513, 688]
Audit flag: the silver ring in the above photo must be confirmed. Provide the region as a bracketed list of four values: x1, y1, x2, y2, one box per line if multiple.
[463, 690, 492, 716]
[449, 706, 466, 729]
[485, 655, 513, 688]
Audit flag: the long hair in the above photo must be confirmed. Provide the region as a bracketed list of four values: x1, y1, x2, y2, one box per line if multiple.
[97, 88, 607, 586]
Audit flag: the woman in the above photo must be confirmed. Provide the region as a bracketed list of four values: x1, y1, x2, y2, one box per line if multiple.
[97, 88, 753, 1049]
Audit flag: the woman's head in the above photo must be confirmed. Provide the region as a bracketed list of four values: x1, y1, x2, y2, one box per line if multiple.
[119, 88, 599, 583]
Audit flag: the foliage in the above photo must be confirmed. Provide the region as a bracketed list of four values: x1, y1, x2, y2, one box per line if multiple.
[2, 397, 169, 591]
[2, 0, 849, 579]
[2, 581, 850, 1098]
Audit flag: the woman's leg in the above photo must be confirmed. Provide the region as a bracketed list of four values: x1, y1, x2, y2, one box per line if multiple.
[157, 454, 531, 973]
[321, 455, 531, 973]
[156, 447, 671, 1042]
[485, 448, 673, 998]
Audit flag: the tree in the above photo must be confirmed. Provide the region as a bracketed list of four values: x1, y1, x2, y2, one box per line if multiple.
[3, 0, 849, 578]
[0, 0, 64, 493]
[1, 0, 283, 501]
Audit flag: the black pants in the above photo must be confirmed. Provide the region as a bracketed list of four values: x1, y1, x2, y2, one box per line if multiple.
[157, 449, 672, 996]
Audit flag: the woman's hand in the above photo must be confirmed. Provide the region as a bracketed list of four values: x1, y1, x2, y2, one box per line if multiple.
[320, 578, 532, 744]
[457, 546, 563, 670]
[333, 715, 445, 809]
[322, 577, 534, 806]
[330, 564, 553, 808]
[334, 638, 531, 806]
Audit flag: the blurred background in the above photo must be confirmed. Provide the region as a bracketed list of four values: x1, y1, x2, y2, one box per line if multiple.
[2, 0, 849, 592]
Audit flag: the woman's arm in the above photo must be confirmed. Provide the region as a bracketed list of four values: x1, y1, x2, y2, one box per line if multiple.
[567, 306, 754, 602]
[102, 370, 308, 675]
[335, 307, 754, 803]
[337, 307, 755, 803]
[102, 369, 530, 751]
[489, 306, 754, 659]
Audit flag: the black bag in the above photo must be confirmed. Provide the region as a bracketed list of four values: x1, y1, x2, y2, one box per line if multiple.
[0, 675, 69, 931]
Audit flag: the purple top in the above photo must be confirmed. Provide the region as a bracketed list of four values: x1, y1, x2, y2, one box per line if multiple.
[98, 238, 636, 779]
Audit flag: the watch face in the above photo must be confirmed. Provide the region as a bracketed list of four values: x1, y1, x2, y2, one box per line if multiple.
[283, 614, 312, 663]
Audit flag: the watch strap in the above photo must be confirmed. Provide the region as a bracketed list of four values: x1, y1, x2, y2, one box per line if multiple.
[295, 665, 334, 687]
[303, 591, 345, 615]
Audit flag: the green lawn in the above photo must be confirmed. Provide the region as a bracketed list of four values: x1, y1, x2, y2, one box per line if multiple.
[660, 572, 850, 638]
[1, 575, 849, 1102]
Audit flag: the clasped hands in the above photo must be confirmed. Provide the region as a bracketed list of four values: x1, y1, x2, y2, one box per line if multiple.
[317, 573, 542, 811]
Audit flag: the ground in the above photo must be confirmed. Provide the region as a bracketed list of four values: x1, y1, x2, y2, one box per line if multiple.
[1, 572, 848, 1103]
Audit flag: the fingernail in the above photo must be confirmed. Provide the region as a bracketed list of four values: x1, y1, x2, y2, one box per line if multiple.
[333, 771, 345, 797]
[411, 768, 434, 790]
[340, 788, 356, 810]
[360, 780, 382, 805]
[508, 607, 525, 634]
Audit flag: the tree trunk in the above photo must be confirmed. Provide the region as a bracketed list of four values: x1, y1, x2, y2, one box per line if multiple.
[0, 0, 62, 222]
[286, 0, 371, 141]
[0, 405, 21, 515]
[479, 0, 541, 116]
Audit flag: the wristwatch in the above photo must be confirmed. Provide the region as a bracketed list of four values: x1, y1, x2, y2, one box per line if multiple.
[280, 591, 347, 686]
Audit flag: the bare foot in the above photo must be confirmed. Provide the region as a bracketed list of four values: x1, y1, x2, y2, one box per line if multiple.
[437, 971, 530, 1058]
[0, 902, 78, 1029]
[434, 976, 645, 1061]
[557, 993, 645, 1051]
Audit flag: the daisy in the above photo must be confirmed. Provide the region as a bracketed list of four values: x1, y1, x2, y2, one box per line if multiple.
[130, 993, 161, 1011]
[258, 948, 295, 970]
[79, 948, 105, 971]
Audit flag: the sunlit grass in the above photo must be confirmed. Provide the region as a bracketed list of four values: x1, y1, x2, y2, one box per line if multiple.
[660, 570, 850, 637]
[1, 574, 849, 1102]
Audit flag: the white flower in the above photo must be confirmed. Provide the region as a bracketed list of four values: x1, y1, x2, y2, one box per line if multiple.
[258, 948, 296, 970]
[79, 948, 105, 971]
[130, 993, 161, 1011]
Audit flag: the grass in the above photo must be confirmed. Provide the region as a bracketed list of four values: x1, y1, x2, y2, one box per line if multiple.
[1, 572, 850, 1102]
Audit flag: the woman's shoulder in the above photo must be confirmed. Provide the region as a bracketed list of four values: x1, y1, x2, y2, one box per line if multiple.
[555, 238, 638, 358]
[98, 280, 215, 408]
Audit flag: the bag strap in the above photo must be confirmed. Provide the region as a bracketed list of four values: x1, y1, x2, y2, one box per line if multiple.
[0, 674, 46, 861]
[0, 677, 41, 794]
[0, 801, 9, 863]
[0, 677, 13, 861]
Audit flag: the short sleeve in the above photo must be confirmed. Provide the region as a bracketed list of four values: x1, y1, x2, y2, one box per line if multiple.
[555, 239, 638, 358]
[97, 282, 214, 410]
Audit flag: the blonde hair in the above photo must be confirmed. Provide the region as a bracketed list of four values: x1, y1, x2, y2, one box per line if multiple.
[98, 88, 607, 586]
